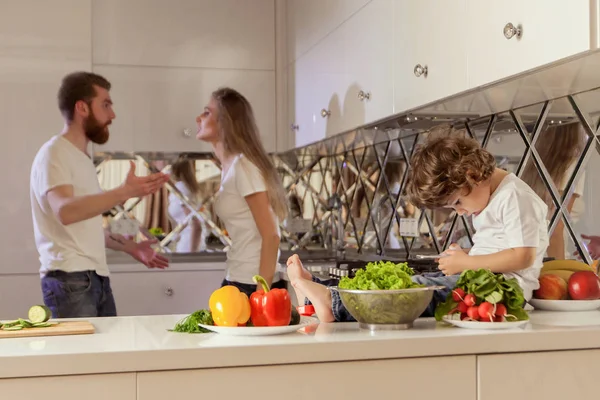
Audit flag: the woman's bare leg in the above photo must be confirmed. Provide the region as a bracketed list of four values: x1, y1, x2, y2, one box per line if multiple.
[286, 254, 335, 322]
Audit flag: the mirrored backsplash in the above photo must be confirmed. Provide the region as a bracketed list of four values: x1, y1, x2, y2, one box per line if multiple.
[95, 85, 600, 264]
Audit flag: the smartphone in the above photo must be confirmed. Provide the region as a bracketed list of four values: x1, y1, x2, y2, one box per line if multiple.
[414, 253, 446, 260]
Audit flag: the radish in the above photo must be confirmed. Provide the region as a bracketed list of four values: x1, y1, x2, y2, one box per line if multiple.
[467, 306, 480, 321]
[478, 302, 495, 322]
[457, 301, 468, 313]
[464, 294, 476, 307]
[452, 288, 466, 302]
[460, 312, 469, 320]
[495, 303, 507, 317]
[493, 315, 504, 322]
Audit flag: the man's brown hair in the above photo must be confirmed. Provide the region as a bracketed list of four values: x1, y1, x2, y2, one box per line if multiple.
[406, 129, 496, 209]
[57, 71, 111, 122]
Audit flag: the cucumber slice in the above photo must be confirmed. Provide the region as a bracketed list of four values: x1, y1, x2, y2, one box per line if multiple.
[2, 325, 23, 331]
[28, 305, 51, 323]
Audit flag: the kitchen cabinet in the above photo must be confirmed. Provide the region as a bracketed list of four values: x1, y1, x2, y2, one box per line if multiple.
[467, 0, 592, 88]
[286, 0, 372, 64]
[289, 0, 393, 147]
[478, 350, 600, 400]
[137, 356, 476, 400]
[93, 0, 275, 71]
[109, 269, 224, 316]
[0, 0, 92, 276]
[93, 65, 277, 153]
[0, 373, 135, 399]
[393, 0, 469, 112]
[340, 0, 394, 130]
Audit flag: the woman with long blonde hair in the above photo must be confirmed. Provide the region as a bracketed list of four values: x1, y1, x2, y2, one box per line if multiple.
[167, 154, 209, 252]
[196, 87, 288, 296]
[521, 122, 586, 259]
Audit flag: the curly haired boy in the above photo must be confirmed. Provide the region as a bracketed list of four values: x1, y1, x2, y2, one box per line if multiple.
[287, 131, 549, 322]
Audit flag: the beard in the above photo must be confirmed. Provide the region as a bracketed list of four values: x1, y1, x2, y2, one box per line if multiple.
[84, 111, 110, 145]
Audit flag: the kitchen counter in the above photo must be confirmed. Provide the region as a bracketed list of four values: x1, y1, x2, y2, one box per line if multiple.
[2, 311, 600, 399]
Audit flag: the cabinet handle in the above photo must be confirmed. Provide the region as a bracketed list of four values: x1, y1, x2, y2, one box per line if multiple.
[290, 123, 299, 131]
[320, 109, 331, 118]
[357, 90, 371, 101]
[503, 22, 522, 40]
[182, 128, 193, 138]
[165, 287, 174, 296]
[414, 64, 428, 78]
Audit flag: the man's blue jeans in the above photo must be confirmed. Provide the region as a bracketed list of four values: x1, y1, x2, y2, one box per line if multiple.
[41, 270, 117, 318]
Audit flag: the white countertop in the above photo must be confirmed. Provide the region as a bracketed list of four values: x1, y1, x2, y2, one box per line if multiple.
[2, 311, 600, 379]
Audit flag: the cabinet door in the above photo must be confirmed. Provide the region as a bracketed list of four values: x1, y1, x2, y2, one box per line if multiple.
[478, 350, 600, 400]
[93, 66, 276, 153]
[287, 0, 372, 64]
[291, 33, 345, 147]
[93, 0, 274, 70]
[467, 0, 592, 88]
[0, 373, 135, 400]
[109, 270, 224, 316]
[393, 0, 469, 113]
[138, 356, 476, 400]
[342, 0, 394, 129]
[0, 0, 92, 274]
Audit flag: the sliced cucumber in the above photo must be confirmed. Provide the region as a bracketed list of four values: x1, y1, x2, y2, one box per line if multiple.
[28, 305, 51, 323]
[2, 325, 23, 331]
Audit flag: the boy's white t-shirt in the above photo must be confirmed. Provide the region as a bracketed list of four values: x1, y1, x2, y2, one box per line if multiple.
[214, 154, 281, 285]
[470, 173, 549, 301]
[30, 135, 108, 277]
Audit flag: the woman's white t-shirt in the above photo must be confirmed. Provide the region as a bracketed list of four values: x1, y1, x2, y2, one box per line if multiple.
[214, 154, 281, 285]
[168, 181, 203, 252]
[470, 173, 549, 301]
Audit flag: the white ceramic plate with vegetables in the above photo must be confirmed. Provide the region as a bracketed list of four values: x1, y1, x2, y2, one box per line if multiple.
[442, 315, 529, 330]
[199, 316, 319, 336]
[528, 298, 600, 312]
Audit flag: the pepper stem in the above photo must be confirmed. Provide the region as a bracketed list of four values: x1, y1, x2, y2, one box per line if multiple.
[253, 275, 270, 292]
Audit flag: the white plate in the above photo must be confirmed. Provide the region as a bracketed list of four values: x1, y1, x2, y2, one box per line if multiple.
[442, 315, 529, 330]
[528, 298, 600, 312]
[199, 316, 319, 336]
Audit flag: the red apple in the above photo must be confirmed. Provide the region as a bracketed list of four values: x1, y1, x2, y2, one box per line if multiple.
[534, 274, 568, 300]
[568, 271, 600, 300]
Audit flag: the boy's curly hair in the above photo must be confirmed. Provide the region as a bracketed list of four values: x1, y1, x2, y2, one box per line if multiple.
[405, 129, 496, 209]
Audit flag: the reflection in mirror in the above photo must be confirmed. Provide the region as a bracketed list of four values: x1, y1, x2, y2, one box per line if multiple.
[485, 113, 526, 175]
[97, 154, 228, 254]
[519, 97, 590, 261]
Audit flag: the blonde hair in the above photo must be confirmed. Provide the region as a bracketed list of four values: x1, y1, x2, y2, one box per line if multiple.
[171, 155, 202, 200]
[212, 87, 288, 221]
[520, 122, 586, 208]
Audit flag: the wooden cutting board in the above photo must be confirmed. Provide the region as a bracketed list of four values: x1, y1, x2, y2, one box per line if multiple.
[0, 321, 95, 339]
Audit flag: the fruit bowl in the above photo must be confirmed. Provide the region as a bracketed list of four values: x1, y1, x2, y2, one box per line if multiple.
[329, 286, 444, 331]
[528, 298, 600, 312]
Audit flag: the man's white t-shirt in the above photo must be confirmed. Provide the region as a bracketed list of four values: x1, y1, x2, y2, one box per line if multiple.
[214, 154, 281, 285]
[470, 173, 549, 301]
[30, 135, 108, 277]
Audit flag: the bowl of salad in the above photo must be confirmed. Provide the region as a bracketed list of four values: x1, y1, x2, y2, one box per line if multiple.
[329, 261, 443, 331]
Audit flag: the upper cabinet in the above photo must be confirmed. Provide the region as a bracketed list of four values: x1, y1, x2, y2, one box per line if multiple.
[92, 0, 278, 153]
[93, 0, 275, 70]
[94, 65, 276, 153]
[286, 0, 599, 147]
[466, 0, 593, 89]
[286, 0, 372, 64]
[288, 0, 393, 147]
[393, 0, 468, 113]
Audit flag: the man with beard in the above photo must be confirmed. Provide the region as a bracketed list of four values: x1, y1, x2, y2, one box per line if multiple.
[29, 71, 171, 318]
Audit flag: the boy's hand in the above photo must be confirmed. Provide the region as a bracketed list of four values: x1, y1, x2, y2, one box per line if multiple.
[438, 244, 469, 275]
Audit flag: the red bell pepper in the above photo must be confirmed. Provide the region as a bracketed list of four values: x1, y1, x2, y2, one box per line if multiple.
[250, 275, 292, 326]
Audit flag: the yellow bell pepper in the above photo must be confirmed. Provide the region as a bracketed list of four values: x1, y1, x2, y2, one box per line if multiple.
[209, 286, 251, 327]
